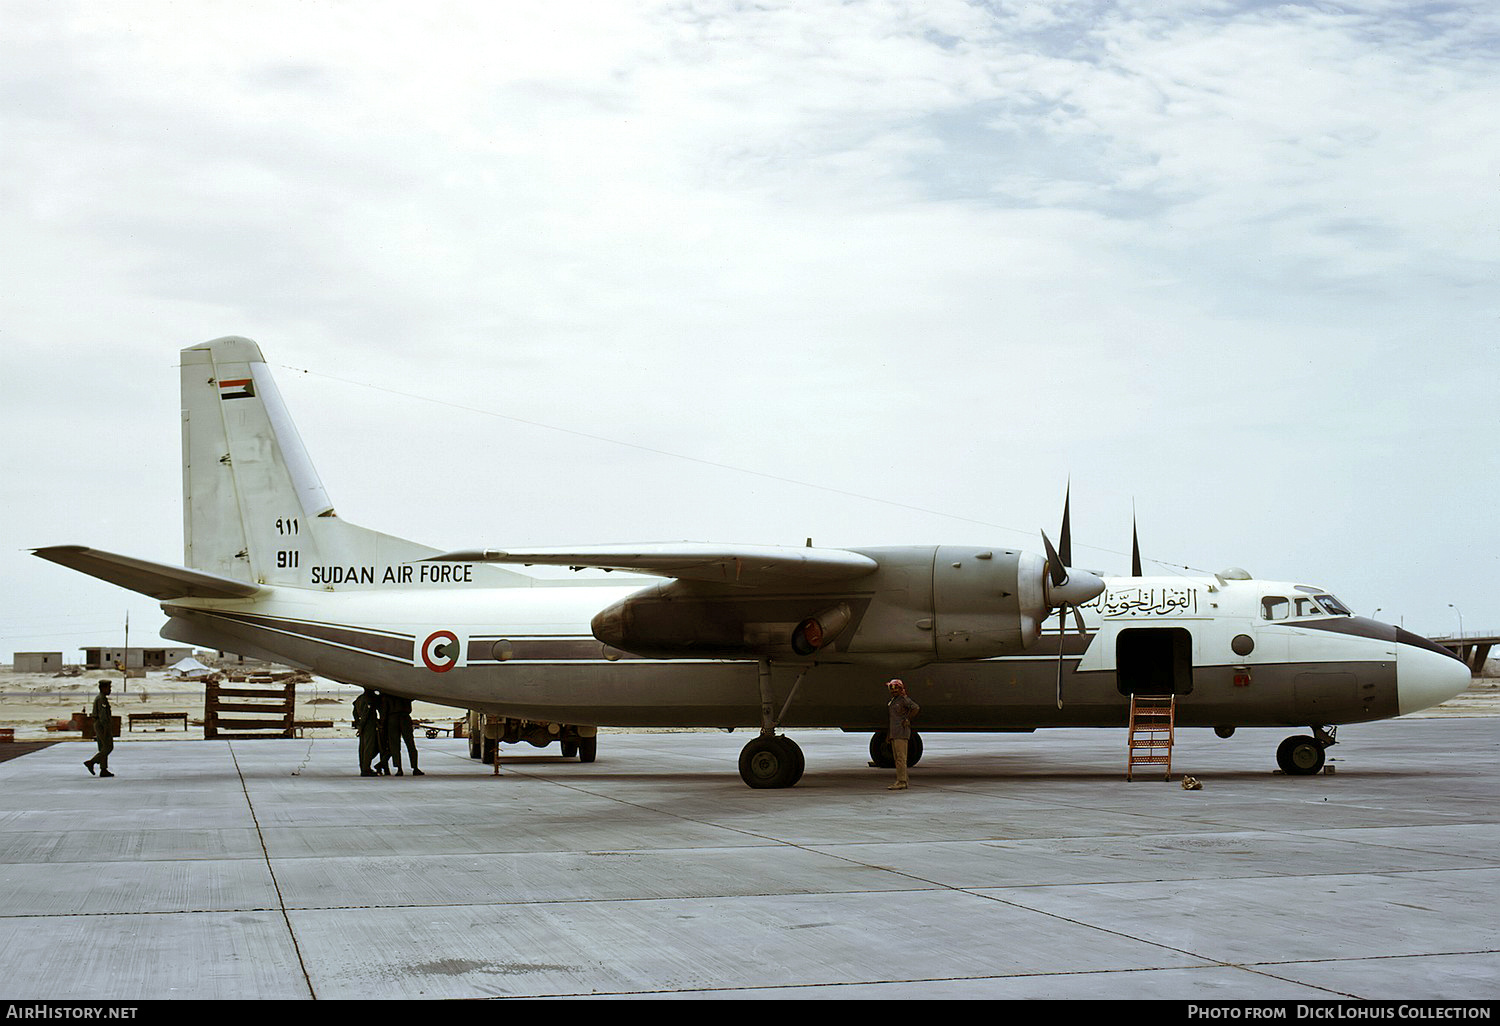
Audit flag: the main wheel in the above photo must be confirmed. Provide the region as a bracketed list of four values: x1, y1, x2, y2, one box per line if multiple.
[1277, 734, 1325, 775]
[578, 736, 597, 763]
[739, 734, 803, 788]
[869, 729, 923, 768]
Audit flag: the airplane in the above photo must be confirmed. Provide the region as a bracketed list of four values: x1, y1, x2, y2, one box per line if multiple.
[34, 336, 1470, 787]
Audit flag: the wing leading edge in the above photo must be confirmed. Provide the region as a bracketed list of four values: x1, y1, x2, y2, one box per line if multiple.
[426, 542, 880, 586]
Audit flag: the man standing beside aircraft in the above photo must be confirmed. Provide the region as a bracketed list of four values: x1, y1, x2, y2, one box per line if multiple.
[83, 680, 115, 777]
[353, 688, 381, 777]
[386, 696, 424, 776]
[886, 679, 919, 791]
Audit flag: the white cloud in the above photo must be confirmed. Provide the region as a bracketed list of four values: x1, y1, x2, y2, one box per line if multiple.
[2, 0, 1496, 655]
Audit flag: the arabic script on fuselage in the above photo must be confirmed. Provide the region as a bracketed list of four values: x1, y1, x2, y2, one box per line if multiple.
[1092, 585, 1200, 617]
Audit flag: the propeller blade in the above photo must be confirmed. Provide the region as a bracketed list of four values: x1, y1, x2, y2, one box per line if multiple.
[1041, 530, 1067, 588]
[1059, 482, 1072, 568]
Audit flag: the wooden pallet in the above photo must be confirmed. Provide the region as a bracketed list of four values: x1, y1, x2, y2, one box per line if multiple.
[205, 680, 294, 739]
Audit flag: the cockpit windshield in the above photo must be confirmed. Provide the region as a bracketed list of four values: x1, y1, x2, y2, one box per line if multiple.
[1314, 593, 1351, 616]
[1260, 591, 1352, 621]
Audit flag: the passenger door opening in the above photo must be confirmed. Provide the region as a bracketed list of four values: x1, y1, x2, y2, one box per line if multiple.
[1116, 626, 1194, 696]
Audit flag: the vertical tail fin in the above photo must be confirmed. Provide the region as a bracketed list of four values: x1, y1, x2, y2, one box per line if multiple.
[181, 337, 527, 590]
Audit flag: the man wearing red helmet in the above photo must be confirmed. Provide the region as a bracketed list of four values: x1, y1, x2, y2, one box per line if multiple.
[885, 678, 920, 790]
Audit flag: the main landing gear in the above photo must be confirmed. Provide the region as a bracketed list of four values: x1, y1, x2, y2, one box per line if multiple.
[868, 729, 923, 769]
[738, 734, 805, 789]
[737, 661, 809, 789]
[1276, 725, 1336, 775]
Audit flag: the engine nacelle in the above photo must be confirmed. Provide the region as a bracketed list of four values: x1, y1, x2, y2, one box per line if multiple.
[588, 544, 1099, 663]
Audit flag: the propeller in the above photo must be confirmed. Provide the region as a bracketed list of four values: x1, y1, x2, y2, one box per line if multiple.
[1042, 484, 1104, 709]
[1131, 504, 1143, 577]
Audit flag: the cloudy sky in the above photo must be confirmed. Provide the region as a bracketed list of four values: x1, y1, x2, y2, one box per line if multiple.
[3, 0, 1496, 659]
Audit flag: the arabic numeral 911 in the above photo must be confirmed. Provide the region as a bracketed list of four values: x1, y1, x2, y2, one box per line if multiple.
[276, 517, 300, 536]
[277, 550, 300, 569]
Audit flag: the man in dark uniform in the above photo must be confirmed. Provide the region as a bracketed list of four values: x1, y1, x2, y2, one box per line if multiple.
[386, 695, 424, 776]
[353, 688, 381, 776]
[885, 678, 920, 791]
[379, 691, 402, 775]
[83, 680, 115, 777]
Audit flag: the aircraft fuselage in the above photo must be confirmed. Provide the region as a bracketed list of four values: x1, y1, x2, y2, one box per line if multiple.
[157, 566, 1455, 733]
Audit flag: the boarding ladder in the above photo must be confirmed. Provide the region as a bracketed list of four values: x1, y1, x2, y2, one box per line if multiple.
[1126, 694, 1175, 781]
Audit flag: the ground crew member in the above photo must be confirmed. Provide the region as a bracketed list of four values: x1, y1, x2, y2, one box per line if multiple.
[386, 695, 424, 776]
[353, 688, 381, 776]
[885, 678, 920, 790]
[83, 680, 115, 777]
[380, 691, 403, 775]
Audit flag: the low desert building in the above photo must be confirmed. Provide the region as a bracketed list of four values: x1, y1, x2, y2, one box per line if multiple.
[13, 652, 65, 673]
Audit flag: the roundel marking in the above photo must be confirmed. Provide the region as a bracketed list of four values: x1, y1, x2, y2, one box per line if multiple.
[421, 630, 461, 673]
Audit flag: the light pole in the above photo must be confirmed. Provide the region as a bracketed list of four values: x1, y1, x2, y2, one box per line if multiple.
[1448, 603, 1464, 638]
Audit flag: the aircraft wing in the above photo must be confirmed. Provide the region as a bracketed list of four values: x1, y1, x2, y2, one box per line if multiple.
[426, 542, 880, 586]
[33, 546, 267, 600]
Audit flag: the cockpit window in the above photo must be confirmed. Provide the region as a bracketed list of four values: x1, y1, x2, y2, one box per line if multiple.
[1262, 592, 1352, 621]
[1295, 596, 1324, 618]
[1315, 593, 1351, 616]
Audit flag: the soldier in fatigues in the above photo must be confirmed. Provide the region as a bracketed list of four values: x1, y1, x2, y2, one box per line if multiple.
[380, 691, 402, 775]
[885, 678, 920, 791]
[386, 695, 424, 776]
[353, 688, 381, 776]
[83, 680, 115, 777]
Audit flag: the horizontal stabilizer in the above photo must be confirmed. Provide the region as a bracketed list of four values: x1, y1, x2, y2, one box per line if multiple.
[33, 546, 267, 600]
[426, 542, 880, 586]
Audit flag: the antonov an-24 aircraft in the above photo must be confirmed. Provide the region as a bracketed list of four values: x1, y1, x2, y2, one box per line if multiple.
[35, 337, 1469, 787]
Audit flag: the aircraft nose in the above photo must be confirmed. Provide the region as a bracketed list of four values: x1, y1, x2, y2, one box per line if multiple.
[1396, 632, 1471, 715]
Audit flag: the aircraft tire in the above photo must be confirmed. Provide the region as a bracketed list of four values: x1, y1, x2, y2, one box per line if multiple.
[787, 736, 805, 783]
[1277, 735, 1325, 775]
[868, 730, 923, 769]
[578, 736, 597, 763]
[739, 735, 802, 788]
